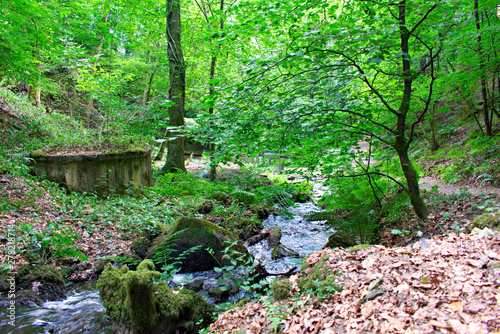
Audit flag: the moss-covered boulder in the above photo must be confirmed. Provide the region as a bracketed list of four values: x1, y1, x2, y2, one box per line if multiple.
[130, 237, 152, 258]
[297, 258, 341, 302]
[471, 209, 500, 231]
[16, 264, 66, 305]
[323, 231, 357, 249]
[272, 278, 292, 301]
[268, 227, 282, 247]
[97, 260, 214, 334]
[0, 268, 14, 293]
[147, 217, 250, 272]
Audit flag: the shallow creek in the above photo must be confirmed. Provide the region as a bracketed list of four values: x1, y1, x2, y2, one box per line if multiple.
[1, 200, 332, 333]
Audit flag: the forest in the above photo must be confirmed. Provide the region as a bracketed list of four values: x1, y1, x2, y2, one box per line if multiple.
[1, 0, 500, 333]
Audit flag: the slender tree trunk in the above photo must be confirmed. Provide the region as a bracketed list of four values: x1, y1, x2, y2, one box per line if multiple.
[207, 0, 225, 181]
[429, 104, 439, 151]
[474, 0, 492, 136]
[208, 55, 218, 180]
[162, 0, 186, 173]
[86, 12, 109, 126]
[396, 1, 428, 219]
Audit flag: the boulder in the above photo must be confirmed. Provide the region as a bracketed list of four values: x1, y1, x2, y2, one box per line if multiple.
[0, 268, 13, 293]
[323, 231, 357, 249]
[271, 245, 299, 259]
[97, 260, 214, 334]
[267, 227, 282, 247]
[16, 264, 66, 305]
[245, 227, 282, 247]
[146, 217, 250, 272]
[471, 209, 500, 231]
[130, 237, 152, 258]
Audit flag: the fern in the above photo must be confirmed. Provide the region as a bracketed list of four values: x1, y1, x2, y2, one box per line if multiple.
[304, 209, 376, 244]
[231, 189, 256, 204]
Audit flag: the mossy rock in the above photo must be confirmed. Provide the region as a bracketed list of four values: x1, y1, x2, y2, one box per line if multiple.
[130, 237, 152, 258]
[0, 268, 13, 293]
[97, 260, 214, 334]
[16, 289, 43, 305]
[16, 264, 66, 304]
[272, 278, 292, 301]
[268, 227, 282, 247]
[93, 257, 117, 276]
[271, 245, 299, 259]
[297, 258, 341, 302]
[249, 204, 272, 220]
[471, 209, 500, 231]
[197, 201, 214, 214]
[323, 231, 357, 249]
[146, 216, 251, 272]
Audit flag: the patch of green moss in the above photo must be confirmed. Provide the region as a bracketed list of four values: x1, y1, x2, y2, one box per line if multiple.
[97, 260, 213, 334]
[272, 278, 292, 301]
[471, 210, 500, 230]
[297, 258, 341, 302]
[0, 268, 13, 293]
[271, 247, 279, 259]
[17, 264, 66, 303]
[30, 150, 50, 158]
[348, 244, 371, 253]
[273, 227, 282, 239]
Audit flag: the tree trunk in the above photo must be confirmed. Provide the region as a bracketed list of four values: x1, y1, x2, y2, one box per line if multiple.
[30, 86, 41, 107]
[474, 0, 492, 136]
[208, 55, 217, 180]
[162, 0, 186, 173]
[207, 0, 225, 181]
[396, 1, 428, 219]
[429, 104, 439, 151]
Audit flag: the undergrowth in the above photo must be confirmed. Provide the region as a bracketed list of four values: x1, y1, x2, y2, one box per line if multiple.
[419, 129, 500, 185]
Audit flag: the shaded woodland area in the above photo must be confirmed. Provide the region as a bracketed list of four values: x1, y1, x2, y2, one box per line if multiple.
[1, 0, 500, 333]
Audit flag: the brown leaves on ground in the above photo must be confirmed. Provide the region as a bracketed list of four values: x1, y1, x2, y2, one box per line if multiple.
[210, 233, 500, 333]
[0, 175, 131, 278]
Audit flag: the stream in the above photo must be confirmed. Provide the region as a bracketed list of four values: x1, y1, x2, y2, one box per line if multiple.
[1, 199, 332, 333]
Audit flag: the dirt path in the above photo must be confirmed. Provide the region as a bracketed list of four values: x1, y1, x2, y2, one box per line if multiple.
[356, 142, 500, 196]
[419, 176, 500, 196]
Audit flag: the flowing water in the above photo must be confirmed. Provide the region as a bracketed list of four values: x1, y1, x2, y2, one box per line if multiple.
[1, 193, 332, 333]
[247, 201, 332, 274]
[0, 281, 112, 334]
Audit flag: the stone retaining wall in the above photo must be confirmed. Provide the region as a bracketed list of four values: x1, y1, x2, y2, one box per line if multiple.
[29, 151, 152, 194]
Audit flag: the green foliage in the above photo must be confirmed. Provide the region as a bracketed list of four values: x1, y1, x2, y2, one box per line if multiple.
[209, 241, 266, 294]
[152, 229, 202, 282]
[15, 222, 88, 264]
[423, 135, 500, 185]
[297, 257, 341, 302]
[0, 88, 150, 154]
[309, 177, 382, 244]
[272, 278, 292, 301]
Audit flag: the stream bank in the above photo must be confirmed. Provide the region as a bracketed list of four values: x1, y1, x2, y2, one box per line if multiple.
[0, 199, 331, 333]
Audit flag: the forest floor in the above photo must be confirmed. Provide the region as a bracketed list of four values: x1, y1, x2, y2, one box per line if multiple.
[210, 231, 500, 333]
[2, 155, 499, 333]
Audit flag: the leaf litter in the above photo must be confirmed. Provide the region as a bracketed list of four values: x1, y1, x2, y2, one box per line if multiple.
[0, 175, 131, 279]
[210, 232, 500, 333]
